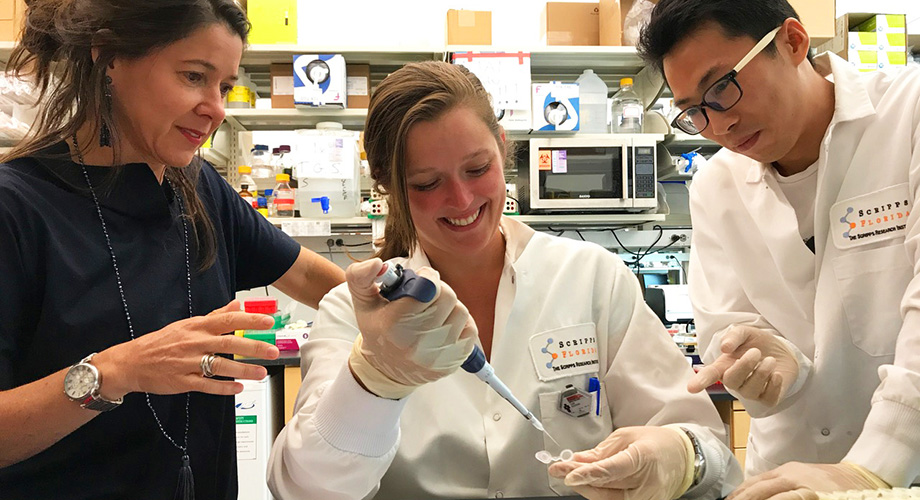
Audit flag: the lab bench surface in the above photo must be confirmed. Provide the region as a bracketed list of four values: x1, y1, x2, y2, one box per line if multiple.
[240, 352, 735, 399]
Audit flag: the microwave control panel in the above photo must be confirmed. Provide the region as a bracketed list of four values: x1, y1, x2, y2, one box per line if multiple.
[634, 146, 656, 199]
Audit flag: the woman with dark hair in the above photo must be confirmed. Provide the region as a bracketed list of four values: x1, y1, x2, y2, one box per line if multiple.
[0, 1, 343, 498]
[268, 61, 741, 500]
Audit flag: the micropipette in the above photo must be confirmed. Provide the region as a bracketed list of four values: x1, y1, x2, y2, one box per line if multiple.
[376, 263, 560, 447]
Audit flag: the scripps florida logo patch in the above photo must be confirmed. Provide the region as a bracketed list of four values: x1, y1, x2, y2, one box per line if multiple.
[529, 323, 599, 381]
[831, 183, 911, 250]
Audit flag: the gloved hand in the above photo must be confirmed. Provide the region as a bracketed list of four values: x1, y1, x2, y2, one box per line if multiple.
[547, 425, 694, 500]
[346, 258, 478, 399]
[688, 325, 799, 407]
[728, 462, 889, 500]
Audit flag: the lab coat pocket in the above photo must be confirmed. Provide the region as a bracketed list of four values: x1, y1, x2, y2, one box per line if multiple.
[832, 244, 911, 356]
[538, 384, 613, 495]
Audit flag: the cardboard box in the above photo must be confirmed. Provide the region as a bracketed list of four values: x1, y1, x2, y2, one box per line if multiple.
[346, 64, 371, 109]
[446, 9, 492, 45]
[247, 0, 297, 45]
[878, 49, 907, 68]
[856, 14, 907, 33]
[787, 0, 835, 44]
[532, 82, 580, 131]
[0, 0, 25, 42]
[270, 63, 295, 109]
[545, 2, 600, 46]
[847, 31, 878, 50]
[293, 54, 346, 107]
[816, 13, 908, 71]
[599, 0, 622, 46]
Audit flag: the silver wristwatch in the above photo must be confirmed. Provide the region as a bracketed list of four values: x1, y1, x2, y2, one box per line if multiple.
[63, 353, 123, 412]
[681, 427, 706, 488]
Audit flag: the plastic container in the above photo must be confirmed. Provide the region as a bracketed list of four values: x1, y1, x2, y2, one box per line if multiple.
[297, 178, 359, 218]
[272, 174, 296, 218]
[251, 145, 273, 178]
[611, 77, 644, 133]
[576, 69, 608, 133]
[227, 67, 252, 109]
[243, 297, 277, 314]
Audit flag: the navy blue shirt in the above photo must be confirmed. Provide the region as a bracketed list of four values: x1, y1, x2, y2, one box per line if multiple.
[0, 142, 300, 499]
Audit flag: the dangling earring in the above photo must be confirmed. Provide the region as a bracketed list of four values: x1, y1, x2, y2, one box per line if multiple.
[100, 75, 112, 148]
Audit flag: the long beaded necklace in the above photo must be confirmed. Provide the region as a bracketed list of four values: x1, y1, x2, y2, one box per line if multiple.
[72, 134, 196, 500]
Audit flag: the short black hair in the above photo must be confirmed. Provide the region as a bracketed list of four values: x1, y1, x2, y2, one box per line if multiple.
[638, 0, 809, 75]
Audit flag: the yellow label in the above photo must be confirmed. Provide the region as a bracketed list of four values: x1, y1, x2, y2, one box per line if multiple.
[228, 86, 250, 103]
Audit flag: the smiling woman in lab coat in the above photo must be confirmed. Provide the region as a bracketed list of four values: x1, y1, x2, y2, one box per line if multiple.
[267, 61, 742, 500]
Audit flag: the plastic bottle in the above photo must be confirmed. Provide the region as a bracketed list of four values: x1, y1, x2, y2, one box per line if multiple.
[256, 196, 269, 217]
[237, 165, 256, 192]
[263, 188, 275, 217]
[270, 147, 282, 174]
[251, 145, 273, 178]
[576, 69, 608, 133]
[227, 67, 252, 109]
[272, 174, 296, 217]
[611, 77, 644, 133]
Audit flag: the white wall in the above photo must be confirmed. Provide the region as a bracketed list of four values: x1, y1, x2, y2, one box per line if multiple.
[297, 0, 603, 48]
[295, 1, 920, 49]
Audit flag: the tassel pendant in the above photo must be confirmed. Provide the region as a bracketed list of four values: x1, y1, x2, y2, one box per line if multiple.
[99, 121, 111, 148]
[175, 454, 195, 500]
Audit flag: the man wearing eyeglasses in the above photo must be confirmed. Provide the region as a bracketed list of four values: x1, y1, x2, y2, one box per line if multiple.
[638, 0, 920, 499]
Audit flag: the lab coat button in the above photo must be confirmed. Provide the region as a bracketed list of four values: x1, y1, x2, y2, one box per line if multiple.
[821, 428, 830, 436]
[493, 412, 502, 421]
[496, 492, 504, 498]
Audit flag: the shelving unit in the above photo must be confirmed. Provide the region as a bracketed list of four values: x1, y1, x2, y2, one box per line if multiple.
[266, 213, 666, 236]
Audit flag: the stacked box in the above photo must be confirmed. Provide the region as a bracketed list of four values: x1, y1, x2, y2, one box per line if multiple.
[847, 31, 879, 71]
[855, 14, 908, 71]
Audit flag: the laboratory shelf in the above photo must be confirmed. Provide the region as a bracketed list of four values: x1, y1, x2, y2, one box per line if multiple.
[224, 108, 369, 131]
[511, 213, 666, 228]
[265, 213, 664, 235]
[240, 44, 445, 68]
[447, 45, 645, 73]
[667, 133, 720, 149]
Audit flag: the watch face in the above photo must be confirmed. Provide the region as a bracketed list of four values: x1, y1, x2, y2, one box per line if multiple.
[64, 364, 97, 399]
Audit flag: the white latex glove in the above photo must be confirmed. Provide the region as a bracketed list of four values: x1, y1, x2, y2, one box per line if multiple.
[547, 426, 694, 500]
[346, 258, 478, 399]
[728, 462, 889, 500]
[688, 325, 799, 407]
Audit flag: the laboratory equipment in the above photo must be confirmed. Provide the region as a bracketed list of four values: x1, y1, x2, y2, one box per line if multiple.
[534, 449, 574, 464]
[375, 263, 559, 445]
[293, 128, 361, 218]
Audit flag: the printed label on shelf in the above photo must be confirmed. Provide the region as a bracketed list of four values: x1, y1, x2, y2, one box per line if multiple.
[281, 220, 332, 237]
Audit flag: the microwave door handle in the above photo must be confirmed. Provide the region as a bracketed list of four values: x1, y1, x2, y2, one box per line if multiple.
[623, 144, 631, 201]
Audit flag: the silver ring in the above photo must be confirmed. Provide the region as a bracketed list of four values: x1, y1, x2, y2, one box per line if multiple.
[200, 353, 217, 378]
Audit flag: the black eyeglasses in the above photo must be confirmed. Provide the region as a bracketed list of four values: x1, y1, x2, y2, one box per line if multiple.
[671, 27, 781, 135]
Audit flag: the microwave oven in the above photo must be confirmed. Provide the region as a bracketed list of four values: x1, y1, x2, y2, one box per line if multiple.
[524, 135, 662, 212]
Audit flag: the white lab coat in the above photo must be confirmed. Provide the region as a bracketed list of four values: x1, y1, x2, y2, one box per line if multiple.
[689, 53, 920, 486]
[269, 217, 741, 499]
